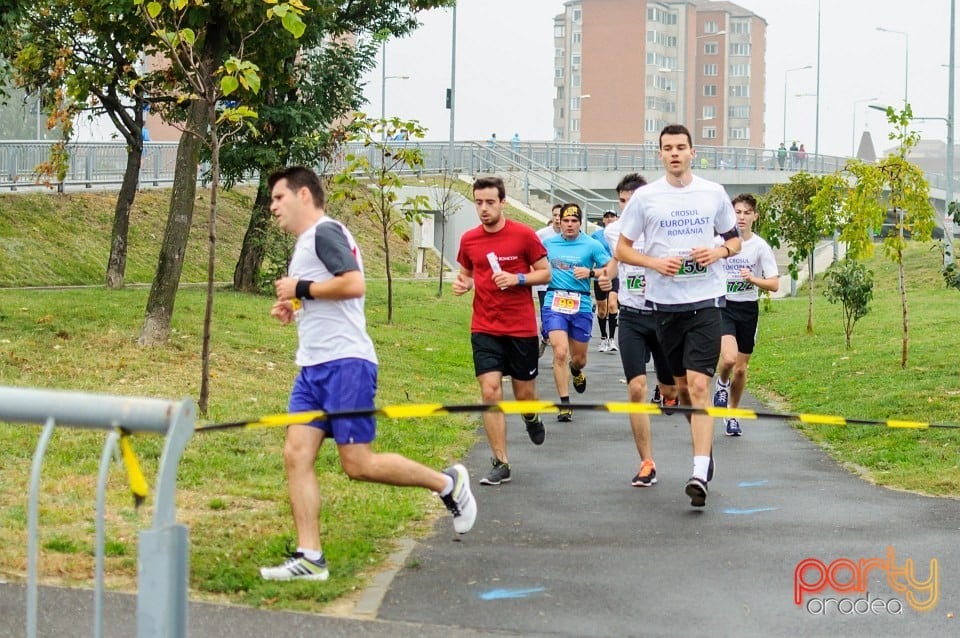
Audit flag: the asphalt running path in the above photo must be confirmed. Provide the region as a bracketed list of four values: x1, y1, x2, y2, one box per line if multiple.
[377, 338, 960, 636]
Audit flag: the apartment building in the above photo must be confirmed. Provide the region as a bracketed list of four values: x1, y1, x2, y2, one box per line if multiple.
[553, 0, 766, 147]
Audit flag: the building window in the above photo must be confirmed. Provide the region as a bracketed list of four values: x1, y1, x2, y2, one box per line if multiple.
[730, 64, 750, 77]
[730, 43, 752, 56]
[702, 126, 717, 139]
[729, 85, 750, 97]
[572, 73, 581, 87]
[704, 42, 718, 55]
[729, 127, 750, 139]
[573, 9, 581, 22]
[728, 105, 750, 118]
[571, 118, 580, 132]
[554, 24, 564, 38]
[572, 31, 582, 44]
[571, 97, 581, 111]
[702, 105, 717, 119]
[555, 47, 564, 59]
[571, 54, 581, 67]
[703, 63, 718, 76]
[704, 21, 718, 34]
[731, 19, 751, 34]
[645, 119, 659, 133]
[703, 84, 717, 97]
[555, 67, 564, 78]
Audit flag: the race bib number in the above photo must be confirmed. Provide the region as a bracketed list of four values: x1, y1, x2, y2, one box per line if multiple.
[671, 250, 707, 280]
[726, 279, 755, 294]
[625, 272, 646, 295]
[550, 291, 582, 315]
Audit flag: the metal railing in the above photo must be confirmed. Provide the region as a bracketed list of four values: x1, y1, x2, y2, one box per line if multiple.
[0, 139, 951, 196]
[1, 385, 196, 638]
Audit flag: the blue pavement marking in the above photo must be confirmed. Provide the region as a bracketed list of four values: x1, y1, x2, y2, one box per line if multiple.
[737, 480, 770, 487]
[478, 587, 547, 601]
[723, 507, 778, 515]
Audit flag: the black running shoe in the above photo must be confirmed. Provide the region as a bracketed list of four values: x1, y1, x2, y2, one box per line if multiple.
[524, 416, 545, 445]
[570, 363, 587, 393]
[685, 477, 708, 507]
[479, 458, 511, 486]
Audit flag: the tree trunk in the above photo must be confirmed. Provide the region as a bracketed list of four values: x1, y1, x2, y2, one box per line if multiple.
[806, 252, 815, 333]
[233, 175, 273, 292]
[899, 251, 908, 369]
[199, 102, 219, 415]
[105, 140, 143, 289]
[384, 220, 393, 323]
[138, 99, 208, 346]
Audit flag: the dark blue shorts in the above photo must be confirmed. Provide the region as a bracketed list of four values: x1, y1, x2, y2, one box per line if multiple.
[288, 358, 378, 445]
[542, 308, 594, 343]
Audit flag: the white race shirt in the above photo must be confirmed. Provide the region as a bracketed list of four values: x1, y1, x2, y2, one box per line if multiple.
[604, 218, 648, 310]
[619, 174, 736, 310]
[717, 233, 779, 302]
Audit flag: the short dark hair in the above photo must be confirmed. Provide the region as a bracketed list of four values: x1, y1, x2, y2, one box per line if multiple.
[731, 193, 757, 210]
[267, 166, 325, 207]
[473, 176, 506, 201]
[616, 173, 647, 194]
[551, 203, 563, 213]
[659, 124, 693, 148]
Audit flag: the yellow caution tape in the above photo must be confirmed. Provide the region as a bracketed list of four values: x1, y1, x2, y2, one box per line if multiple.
[196, 401, 953, 433]
[117, 429, 148, 509]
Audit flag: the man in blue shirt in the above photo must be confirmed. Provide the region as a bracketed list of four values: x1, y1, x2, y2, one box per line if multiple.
[542, 203, 611, 422]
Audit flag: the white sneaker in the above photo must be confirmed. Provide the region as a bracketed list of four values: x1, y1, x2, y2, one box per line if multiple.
[598, 338, 609, 353]
[260, 553, 329, 581]
[607, 340, 619, 353]
[441, 464, 477, 534]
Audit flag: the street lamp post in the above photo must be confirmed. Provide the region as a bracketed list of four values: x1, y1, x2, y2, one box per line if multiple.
[851, 97, 878, 157]
[447, 5, 457, 172]
[876, 26, 909, 108]
[380, 42, 409, 143]
[782, 65, 812, 145]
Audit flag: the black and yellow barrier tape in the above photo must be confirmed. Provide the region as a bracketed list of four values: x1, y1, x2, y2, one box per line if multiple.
[117, 428, 149, 509]
[195, 401, 959, 433]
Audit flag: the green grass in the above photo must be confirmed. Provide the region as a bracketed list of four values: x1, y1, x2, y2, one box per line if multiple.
[751, 242, 960, 495]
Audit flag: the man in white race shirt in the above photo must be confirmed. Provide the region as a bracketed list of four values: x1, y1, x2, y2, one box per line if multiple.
[713, 193, 779, 437]
[604, 173, 678, 488]
[615, 124, 740, 508]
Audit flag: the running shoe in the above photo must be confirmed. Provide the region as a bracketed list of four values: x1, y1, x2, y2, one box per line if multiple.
[660, 395, 679, 415]
[713, 384, 729, 408]
[684, 477, 708, 507]
[725, 417, 742, 437]
[597, 338, 609, 353]
[631, 459, 658, 487]
[571, 364, 587, 393]
[538, 338, 549, 358]
[652, 385, 662, 403]
[260, 552, 329, 581]
[479, 458, 511, 486]
[524, 415, 546, 445]
[607, 340, 618, 353]
[440, 464, 477, 534]
[557, 406, 573, 422]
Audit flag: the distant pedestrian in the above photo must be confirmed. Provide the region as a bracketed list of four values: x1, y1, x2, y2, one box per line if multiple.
[776, 143, 787, 170]
[789, 141, 799, 169]
[798, 143, 807, 170]
[511, 132, 520, 151]
[261, 166, 476, 581]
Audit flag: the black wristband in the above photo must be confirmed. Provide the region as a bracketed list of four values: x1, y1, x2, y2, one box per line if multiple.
[295, 279, 314, 300]
[590, 269, 595, 278]
[722, 245, 731, 257]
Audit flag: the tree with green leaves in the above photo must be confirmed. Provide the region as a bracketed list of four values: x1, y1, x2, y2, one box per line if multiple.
[822, 257, 874, 349]
[0, 0, 156, 288]
[829, 104, 937, 368]
[757, 172, 842, 333]
[331, 114, 427, 323]
[136, 0, 307, 412]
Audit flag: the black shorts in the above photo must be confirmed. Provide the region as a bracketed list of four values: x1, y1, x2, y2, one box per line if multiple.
[471, 333, 540, 381]
[617, 306, 675, 386]
[654, 307, 722, 378]
[593, 277, 620, 301]
[720, 300, 760, 354]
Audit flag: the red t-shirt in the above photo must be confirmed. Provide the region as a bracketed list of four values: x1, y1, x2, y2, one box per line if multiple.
[456, 219, 547, 337]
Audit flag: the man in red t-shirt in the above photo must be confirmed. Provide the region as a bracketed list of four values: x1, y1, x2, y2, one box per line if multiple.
[454, 176, 551, 486]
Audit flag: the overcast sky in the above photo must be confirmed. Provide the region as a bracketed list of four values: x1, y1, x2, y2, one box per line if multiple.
[362, 0, 956, 158]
